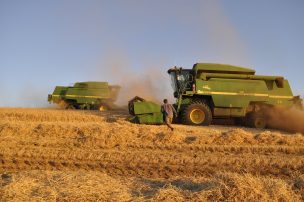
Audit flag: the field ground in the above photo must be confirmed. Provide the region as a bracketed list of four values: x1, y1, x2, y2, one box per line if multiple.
[0, 108, 303, 201]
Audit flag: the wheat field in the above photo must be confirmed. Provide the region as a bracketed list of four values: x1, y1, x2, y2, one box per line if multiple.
[0, 108, 303, 201]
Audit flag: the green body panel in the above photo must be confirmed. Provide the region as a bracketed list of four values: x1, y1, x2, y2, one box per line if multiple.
[132, 101, 163, 124]
[198, 73, 283, 81]
[136, 112, 164, 124]
[195, 78, 293, 106]
[193, 63, 255, 75]
[133, 101, 161, 115]
[168, 63, 299, 118]
[73, 82, 108, 88]
[194, 77, 293, 111]
[128, 97, 164, 124]
[48, 81, 120, 109]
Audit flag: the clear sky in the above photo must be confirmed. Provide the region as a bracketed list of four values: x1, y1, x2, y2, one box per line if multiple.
[1, 0, 304, 107]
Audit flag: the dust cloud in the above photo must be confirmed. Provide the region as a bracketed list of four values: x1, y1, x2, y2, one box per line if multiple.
[96, 51, 173, 106]
[266, 106, 304, 133]
[13, 84, 51, 108]
[21, 88, 51, 108]
[114, 68, 171, 106]
[92, 1, 252, 106]
[200, 0, 250, 65]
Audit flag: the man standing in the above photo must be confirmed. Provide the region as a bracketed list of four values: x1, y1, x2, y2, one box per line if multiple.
[161, 99, 177, 131]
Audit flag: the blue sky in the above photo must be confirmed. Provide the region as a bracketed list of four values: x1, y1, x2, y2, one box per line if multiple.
[0, 0, 304, 107]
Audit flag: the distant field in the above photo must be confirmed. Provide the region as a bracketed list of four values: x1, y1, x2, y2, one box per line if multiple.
[0, 108, 303, 201]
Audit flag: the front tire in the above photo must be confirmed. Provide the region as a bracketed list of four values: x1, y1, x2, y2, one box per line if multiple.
[181, 102, 212, 126]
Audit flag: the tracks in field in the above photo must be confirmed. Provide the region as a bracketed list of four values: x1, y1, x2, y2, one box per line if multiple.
[1, 108, 304, 179]
[1, 144, 304, 178]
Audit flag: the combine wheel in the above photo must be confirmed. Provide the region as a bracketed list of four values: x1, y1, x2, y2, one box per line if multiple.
[182, 102, 212, 126]
[99, 105, 108, 111]
[246, 112, 266, 129]
[66, 104, 76, 110]
[80, 104, 89, 110]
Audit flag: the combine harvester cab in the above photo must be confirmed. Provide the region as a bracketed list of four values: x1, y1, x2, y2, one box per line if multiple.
[168, 63, 302, 128]
[128, 96, 164, 124]
[48, 81, 120, 110]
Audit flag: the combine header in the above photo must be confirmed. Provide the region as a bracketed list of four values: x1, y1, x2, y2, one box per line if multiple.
[128, 96, 163, 124]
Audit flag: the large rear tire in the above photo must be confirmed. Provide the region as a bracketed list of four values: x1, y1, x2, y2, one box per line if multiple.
[181, 101, 212, 126]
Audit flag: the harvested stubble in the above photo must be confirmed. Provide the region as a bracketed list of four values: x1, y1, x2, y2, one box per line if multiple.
[0, 108, 303, 201]
[0, 170, 132, 202]
[0, 171, 301, 201]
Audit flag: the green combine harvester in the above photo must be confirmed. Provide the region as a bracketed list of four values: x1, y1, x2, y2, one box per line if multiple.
[48, 81, 120, 110]
[129, 63, 302, 128]
[168, 63, 302, 128]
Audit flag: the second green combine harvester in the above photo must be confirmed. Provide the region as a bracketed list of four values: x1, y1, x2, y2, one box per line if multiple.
[48, 81, 120, 110]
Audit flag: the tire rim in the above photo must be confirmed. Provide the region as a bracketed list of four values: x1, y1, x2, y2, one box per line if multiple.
[190, 109, 205, 124]
[99, 106, 107, 111]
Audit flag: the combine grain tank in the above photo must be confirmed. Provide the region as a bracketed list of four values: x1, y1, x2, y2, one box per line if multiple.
[48, 81, 120, 110]
[168, 63, 302, 128]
